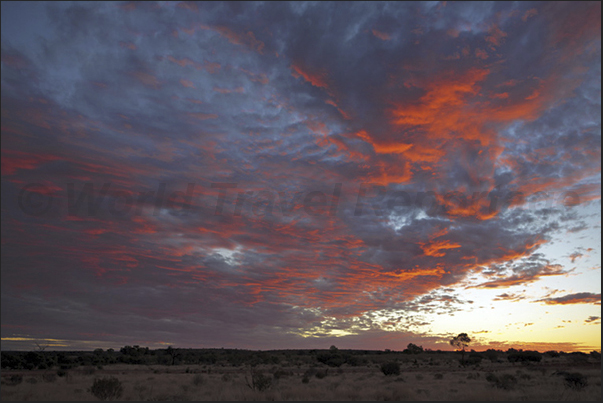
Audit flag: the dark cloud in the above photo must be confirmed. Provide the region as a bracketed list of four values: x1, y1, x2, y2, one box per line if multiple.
[536, 293, 601, 305]
[1, 2, 600, 350]
[493, 292, 525, 302]
[585, 316, 600, 324]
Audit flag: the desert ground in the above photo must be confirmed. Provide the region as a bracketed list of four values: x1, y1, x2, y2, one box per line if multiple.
[1, 350, 600, 401]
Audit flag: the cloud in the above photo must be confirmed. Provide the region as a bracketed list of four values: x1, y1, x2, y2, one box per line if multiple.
[0, 1, 600, 350]
[584, 316, 600, 324]
[472, 253, 572, 289]
[536, 293, 601, 306]
[371, 29, 391, 41]
[493, 293, 525, 302]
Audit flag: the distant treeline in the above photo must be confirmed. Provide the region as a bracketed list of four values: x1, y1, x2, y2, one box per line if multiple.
[1, 344, 600, 370]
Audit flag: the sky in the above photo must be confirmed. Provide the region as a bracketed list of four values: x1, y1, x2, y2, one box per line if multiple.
[1, 1, 601, 352]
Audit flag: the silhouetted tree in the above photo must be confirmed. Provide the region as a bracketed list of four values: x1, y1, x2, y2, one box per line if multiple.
[166, 346, 180, 366]
[405, 343, 424, 354]
[450, 333, 471, 365]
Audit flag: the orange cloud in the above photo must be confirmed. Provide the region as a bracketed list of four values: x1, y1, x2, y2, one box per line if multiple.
[420, 240, 462, 257]
[239, 68, 269, 84]
[177, 1, 198, 12]
[204, 61, 221, 74]
[354, 130, 413, 154]
[119, 41, 137, 50]
[485, 24, 507, 48]
[1, 150, 61, 176]
[291, 63, 329, 90]
[213, 86, 245, 94]
[522, 8, 538, 22]
[167, 56, 204, 70]
[211, 26, 265, 54]
[473, 264, 570, 289]
[372, 29, 391, 41]
[490, 92, 509, 99]
[475, 48, 489, 59]
[547, 2, 600, 51]
[188, 112, 218, 120]
[131, 71, 161, 88]
[180, 79, 195, 88]
[325, 99, 351, 120]
[446, 28, 460, 38]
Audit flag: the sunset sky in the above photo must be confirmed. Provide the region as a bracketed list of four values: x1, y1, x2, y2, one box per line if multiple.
[1, 1, 600, 352]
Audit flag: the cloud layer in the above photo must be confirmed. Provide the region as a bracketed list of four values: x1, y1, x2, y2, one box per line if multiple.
[1, 1, 601, 351]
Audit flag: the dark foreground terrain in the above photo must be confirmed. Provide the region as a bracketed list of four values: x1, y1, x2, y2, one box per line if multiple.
[1, 348, 600, 400]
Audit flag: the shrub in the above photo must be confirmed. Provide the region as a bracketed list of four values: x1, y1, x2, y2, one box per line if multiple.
[245, 369, 272, 391]
[484, 349, 498, 362]
[88, 377, 124, 401]
[273, 369, 293, 380]
[564, 372, 588, 390]
[82, 367, 96, 375]
[568, 352, 589, 363]
[466, 354, 483, 365]
[403, 343, 424, 355]
[518, 372, 532, 380]
[301, 375, 310, 384]
[486, 373, 517, 390]
[345, 355, 360, 366]
[380, 361, 400, 376]
[434, 373, 444, 380]
[7, 374, 23, 385]
[316, 352, 345, 367]
[508, 350, 542, 363]
[42, 373, 57, 382]
[57, 369, 68, 377]
[314, 369, 328, 379]
[192, 374, 204, 386]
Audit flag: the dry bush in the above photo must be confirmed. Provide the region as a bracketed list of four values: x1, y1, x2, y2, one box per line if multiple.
[564, 372, 588, 390]
[5, 374, 23, 386]
[314, 369, 328, 379]
[380, 361, 400, 376]
[273, 369, 294, 380]
[88, 376, 124, 400]
[486, 373, 517, 390]
[192, 374, 204, 386]
[82, 367, 96, 376]
[42, 373, 57, 382]
[245, 367, 272, 391]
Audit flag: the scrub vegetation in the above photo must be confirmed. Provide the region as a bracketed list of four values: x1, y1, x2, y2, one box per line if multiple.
[1, 347, 601, 401]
